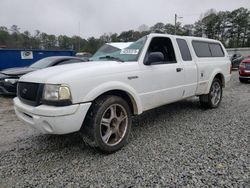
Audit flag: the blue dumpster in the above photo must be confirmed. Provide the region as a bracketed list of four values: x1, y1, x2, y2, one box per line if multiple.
[0, 49, 75, 70]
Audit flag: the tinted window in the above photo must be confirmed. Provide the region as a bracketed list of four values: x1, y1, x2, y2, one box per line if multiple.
[176, 39, 192, 61]
[192, 41, 211, 57]
[145, 37, 176, 65]
[209, 43, 224, 57]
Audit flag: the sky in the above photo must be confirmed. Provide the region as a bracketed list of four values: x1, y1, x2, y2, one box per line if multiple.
[0, 0, 249, 38]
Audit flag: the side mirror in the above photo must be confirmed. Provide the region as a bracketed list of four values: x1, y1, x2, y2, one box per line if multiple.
[145, 52, 164, 65]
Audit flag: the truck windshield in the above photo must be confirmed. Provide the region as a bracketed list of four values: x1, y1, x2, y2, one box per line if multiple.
[91, 44, 121, 58]
[90, 36, 147, 62]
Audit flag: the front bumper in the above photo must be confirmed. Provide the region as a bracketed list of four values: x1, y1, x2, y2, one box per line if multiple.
[239, 70, 250, 80]
[239, 75, 250, 80]
[14, 97, 92, 134]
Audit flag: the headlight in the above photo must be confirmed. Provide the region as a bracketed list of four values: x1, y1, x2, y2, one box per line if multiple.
[239, 62, 246, 68]
[4, 78, 19, 84]
[42, 84, 72, 106]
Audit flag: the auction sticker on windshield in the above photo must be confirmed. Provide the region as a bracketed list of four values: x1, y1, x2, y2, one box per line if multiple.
[120, 49, 139, 55]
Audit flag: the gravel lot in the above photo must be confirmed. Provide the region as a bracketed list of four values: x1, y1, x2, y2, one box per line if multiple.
[0, 71, 249, 187]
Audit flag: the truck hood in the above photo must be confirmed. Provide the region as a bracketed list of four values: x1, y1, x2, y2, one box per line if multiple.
[1, 67, 38, 76]
[19, 61, 138, 84]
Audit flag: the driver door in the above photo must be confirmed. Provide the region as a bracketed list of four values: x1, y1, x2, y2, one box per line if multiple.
[138, 36, 185, 111]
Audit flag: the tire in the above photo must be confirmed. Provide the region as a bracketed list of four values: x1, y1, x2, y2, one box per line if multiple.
[199, 78, 222, 109]
[80, 95, 132, 153]
[239, 78, 248, 83]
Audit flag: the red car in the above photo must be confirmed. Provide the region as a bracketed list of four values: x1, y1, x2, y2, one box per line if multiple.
[239, 57, 250, 83]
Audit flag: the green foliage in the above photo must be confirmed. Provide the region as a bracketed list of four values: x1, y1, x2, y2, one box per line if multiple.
[0, 7, 249, 53]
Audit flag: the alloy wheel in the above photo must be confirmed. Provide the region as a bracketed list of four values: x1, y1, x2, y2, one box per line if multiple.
[100, 104, 128, 146]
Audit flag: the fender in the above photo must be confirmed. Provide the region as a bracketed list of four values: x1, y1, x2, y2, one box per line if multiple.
[205, 69, 225, 94]
[83, 81, 143, 114]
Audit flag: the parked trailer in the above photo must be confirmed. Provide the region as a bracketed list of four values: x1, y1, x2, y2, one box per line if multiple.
[0, 49, 75, 70]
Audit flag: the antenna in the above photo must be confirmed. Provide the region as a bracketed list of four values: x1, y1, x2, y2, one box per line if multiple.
[174, 14, 183, 35]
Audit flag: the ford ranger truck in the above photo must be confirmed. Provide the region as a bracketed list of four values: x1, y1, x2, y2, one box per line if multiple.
[14, 34, 231, 153]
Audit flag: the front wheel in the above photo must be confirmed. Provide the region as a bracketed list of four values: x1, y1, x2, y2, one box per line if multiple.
[81, 95, 132, 153]
[199, 78, 222, 108]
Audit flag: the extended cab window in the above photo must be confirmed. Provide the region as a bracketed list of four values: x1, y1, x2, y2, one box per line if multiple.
[176, 38, 192, 61]
[144, 37, 176, 65]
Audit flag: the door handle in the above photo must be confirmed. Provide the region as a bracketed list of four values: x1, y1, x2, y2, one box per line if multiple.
[176, 68, 183, 72]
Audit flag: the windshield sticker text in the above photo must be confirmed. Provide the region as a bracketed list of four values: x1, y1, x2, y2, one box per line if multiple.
[120, 49, 139, 55]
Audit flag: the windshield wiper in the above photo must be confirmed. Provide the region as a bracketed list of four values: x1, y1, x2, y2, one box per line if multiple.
[99, 56, 124, 62]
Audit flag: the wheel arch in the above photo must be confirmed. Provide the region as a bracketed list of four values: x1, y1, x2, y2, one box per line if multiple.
[214, 73, 225, 87]
[205, 71, 225, 93]
[83, 82, 142, 115]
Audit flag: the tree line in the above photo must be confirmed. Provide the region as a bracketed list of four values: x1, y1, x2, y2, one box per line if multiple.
[0, 7, 249, 54]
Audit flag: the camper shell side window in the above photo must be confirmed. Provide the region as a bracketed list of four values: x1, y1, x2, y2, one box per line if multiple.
[192, 40, 225, 58]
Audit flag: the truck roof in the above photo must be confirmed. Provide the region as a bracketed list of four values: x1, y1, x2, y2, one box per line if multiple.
[148, 33, 221, 43]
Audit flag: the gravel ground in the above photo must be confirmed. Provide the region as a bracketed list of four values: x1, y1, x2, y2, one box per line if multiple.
[0, 71, 249, 187]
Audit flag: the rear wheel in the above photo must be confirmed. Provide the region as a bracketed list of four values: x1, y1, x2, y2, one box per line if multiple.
[81, 95, 131, 153]
[199, 78, 222, 108]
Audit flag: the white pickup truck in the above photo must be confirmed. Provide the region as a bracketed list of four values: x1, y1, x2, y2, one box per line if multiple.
[14, 34, 231, 153]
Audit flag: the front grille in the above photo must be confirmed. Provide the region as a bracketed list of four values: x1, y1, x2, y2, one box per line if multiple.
[246, 64, 250, 70]
[18, 82, 43, 106]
